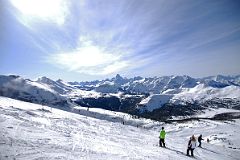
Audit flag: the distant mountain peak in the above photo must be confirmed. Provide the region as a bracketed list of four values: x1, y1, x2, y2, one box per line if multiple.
[37, 76, 55, 84]
[115, 74, 124, 80]
[56, 79, 64, 83]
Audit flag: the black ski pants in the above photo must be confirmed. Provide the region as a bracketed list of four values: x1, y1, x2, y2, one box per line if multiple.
[187, 147, 194, 156]
[159, 138, 165, 147]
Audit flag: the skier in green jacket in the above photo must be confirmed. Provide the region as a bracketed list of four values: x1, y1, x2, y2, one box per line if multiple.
[159, 127, 166, 147]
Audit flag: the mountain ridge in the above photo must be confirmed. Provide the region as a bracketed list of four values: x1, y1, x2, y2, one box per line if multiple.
[0, 74, 240, 120]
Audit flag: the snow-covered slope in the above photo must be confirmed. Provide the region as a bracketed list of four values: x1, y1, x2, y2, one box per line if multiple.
[201, 75, 240, 86]
[0, 75, 69, 109]
[173, 84, 240, 102]
[139, 83, 240, 112]
[94, 81, 120, 93]
[0, 97, 239, 160]
[139, 94, 173, 111]
[37, 76, 75, 94]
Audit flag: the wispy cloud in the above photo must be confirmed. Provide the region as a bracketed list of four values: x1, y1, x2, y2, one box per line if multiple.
[44, 0, 240, 77]
[46, 37, 130, 75]
[3, 0, 240, 80]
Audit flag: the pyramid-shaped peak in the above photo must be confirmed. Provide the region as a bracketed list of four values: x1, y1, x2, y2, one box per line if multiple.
[115, 74, 123, 79]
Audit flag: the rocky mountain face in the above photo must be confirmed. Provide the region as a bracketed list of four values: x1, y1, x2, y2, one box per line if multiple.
[1, 74, 240, 120]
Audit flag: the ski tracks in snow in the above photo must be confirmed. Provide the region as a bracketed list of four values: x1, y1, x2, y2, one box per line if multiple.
[1, 97, 240, 159]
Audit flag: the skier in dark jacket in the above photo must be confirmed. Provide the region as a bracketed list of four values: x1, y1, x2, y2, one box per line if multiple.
[198, 134, 204, 147]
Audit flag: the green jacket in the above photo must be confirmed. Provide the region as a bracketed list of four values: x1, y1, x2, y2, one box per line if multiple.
[160, 130, 166, 139]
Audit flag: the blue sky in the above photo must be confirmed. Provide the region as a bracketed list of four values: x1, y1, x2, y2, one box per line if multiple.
[0, 0, 240, 81]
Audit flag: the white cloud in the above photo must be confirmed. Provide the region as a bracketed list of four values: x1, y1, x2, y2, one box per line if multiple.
[101, 61, 129, 75]
[47, 41, 130, 75]
[10, 0, 69, 26]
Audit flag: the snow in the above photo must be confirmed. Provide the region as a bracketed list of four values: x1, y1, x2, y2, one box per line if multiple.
[173, 84, 240, 102]
[140, 94, 173, 111]
[95, 82, 119, 93]
[36, 77, 75, 94]
[67, 89, 103, 99]
[196, 108, 240, 118]
[29, 81, 56, 93]
[0, 75, 68, 107]
[1, 96, 240, 160]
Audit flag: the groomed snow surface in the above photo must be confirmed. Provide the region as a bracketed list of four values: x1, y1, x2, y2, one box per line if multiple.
[0, 97, 240, 160]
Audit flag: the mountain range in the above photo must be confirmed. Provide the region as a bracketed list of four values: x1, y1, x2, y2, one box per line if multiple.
[0, 74, 240, 120]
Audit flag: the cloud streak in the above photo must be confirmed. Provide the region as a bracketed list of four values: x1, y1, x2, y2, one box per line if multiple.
[2, 0, 240, 80]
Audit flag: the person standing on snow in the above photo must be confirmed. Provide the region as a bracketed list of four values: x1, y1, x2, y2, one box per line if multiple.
[207, 138, 210, 143]
[198, 134, 204, 147]
[159, 127, 166, 147]
[187, 135, 197, 157]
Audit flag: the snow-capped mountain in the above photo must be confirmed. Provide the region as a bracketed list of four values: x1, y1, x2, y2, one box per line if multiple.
[36, 76, 75, 94]
[70, 74, 240, 116]
[76, 74, 240, 94]
[0, 75, 70, 110]
[0, 74, 240, 120]
[201, 75, 240, 86]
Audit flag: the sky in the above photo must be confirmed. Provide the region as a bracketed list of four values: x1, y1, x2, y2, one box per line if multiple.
[0, 0, 240, 81]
